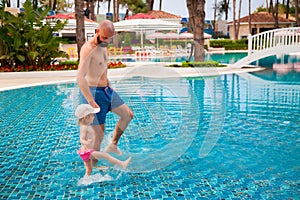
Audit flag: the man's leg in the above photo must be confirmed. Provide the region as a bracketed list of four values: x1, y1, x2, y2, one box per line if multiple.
[91, 124, 104, 166]
[105, 104, 133, 155]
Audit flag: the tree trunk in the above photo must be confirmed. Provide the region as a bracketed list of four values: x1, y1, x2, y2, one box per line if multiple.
[248, 0, 251, 35]
[6, 0, 11, 7]
[147, 0, 155, 11]
[97, 0, 100, 14]
[90, 0, 96, 21]
[108, 0, 111, 13]
[235, 0, 242, 39]
[225, 0, 230, 20]
[75, 0, 85, 60]
[159, 0, 162, 10]
[233, 0, 237, 40]
[52, 0, 57, 10]
[286, 0, 289, 19]
[213, 0, 218, 34]
[266, 0, 269, 12]
[113, 0, 119, 22]
[186, 0, 206, 62]
[49, 0, 53, 9]
[32, 0, 38, 8]
[270, 0, 274, 14]
[17, 0, 20, 7]
[295, 0, 300, 26]
[275, 0, 279, 28]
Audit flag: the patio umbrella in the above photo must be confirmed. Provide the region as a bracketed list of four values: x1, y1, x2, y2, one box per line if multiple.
[180, 32, 212, 47]
[162, 32, 183, 47]
[180, 32, 212, 39]
[146, 32, 166, 48]
[113, 19, 182, 48]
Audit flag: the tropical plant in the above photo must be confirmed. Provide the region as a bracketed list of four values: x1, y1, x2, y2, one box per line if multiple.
[0, 0, 67, 68]
[217, 0, 230, 20]
[119, 0, 148, 15]
[39, 0, 74, 13]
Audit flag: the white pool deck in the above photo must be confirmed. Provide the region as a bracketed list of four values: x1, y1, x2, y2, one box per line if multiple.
[0, 62, 264, 91]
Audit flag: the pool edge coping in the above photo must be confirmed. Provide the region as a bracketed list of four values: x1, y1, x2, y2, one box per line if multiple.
[0, 63, 265, 91]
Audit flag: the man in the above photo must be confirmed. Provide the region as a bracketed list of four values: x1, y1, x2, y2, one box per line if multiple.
[76, 20, 134, 162]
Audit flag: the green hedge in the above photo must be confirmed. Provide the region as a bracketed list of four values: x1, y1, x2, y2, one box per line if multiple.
[210, 39, 248, 49]
[169, 61, 226, 68]
[224, 44, 248, 50]
[59, 60, 79, 66]
[210, 39, 233, 48]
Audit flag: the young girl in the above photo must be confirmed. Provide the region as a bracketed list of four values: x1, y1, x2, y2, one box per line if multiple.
[75, 104, 131, 177]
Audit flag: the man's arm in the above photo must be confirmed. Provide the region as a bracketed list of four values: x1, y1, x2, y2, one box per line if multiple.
[76, 45, 99, 108]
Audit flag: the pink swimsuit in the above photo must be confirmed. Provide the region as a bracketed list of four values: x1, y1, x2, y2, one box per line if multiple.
[77, 149, 95, 161]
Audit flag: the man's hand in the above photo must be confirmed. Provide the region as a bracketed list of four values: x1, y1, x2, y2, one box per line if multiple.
[89, 99, 99, 109]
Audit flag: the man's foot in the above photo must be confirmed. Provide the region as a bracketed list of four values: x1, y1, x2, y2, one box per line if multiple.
[122, 157, 132, 169]
[105, 143, 122, 156]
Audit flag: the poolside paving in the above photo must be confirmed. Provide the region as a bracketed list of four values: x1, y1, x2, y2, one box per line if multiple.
[0, 63, 264, 91]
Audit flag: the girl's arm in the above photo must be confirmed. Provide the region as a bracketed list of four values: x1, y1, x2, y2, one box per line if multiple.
[79, 126, 92, 146]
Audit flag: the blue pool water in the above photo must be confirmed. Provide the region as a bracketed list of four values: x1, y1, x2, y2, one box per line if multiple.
[111, 52, 248, 63]
[0, 72, 299, 199]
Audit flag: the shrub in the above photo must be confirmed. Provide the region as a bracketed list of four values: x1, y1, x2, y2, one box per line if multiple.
[209, 39, 248, 50]
[0, 0, 68, 69]
[0, 61, 126, 72]
[169, 61, 226, 68]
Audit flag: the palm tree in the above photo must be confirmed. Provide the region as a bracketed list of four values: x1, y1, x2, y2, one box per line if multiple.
[159, 0, 162, 10]
[186, 0, 206, 62]
[107, 0, 111, 14]
[233, 0, 242, 40]
[296, 0, 299, 26]
[213, 0, 218, 34]
[217, 0, 230, 20]
[248, 0, 251, 35]
[147, 0, 154, 11]
[237, 0, 242, 38]
[275, 0, 279, 28]
[113, 0, 119, 22]
[233, 0, 236, 39]
[89, 0, 96, 21]
[286, 0, 290, 19]
[75, 0, 85, 60]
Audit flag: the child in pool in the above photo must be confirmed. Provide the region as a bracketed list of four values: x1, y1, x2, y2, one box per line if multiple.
[75, 104, 131, 177]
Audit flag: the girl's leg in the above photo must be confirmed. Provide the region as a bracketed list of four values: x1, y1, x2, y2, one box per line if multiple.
[91, 151, 131, 169]
[83, 160, 93, 177]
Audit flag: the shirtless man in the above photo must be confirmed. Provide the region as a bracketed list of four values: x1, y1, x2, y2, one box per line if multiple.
[76, 20, 134, 163]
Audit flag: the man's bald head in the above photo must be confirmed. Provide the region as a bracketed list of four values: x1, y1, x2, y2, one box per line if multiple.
[98, 20, 115, 36]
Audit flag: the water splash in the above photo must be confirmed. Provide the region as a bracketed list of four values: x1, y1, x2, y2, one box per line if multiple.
[77, 174, 112, 186]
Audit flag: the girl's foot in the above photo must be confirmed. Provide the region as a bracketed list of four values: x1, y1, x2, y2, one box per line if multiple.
[122, 157, 132, 169]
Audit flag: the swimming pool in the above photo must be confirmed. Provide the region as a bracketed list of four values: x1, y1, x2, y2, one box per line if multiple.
[111, 52, 248, 63]
[0, 71, 299, 199]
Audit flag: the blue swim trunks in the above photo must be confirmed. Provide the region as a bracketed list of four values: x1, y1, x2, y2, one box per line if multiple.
[80, 86, 124, 125]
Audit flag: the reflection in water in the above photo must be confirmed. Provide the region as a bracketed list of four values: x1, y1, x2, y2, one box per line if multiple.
[252, 54, 300, 82]
[273, 63, 300, 74]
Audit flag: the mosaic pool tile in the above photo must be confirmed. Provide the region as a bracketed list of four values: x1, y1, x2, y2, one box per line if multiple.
[0, 76, 299, 199]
